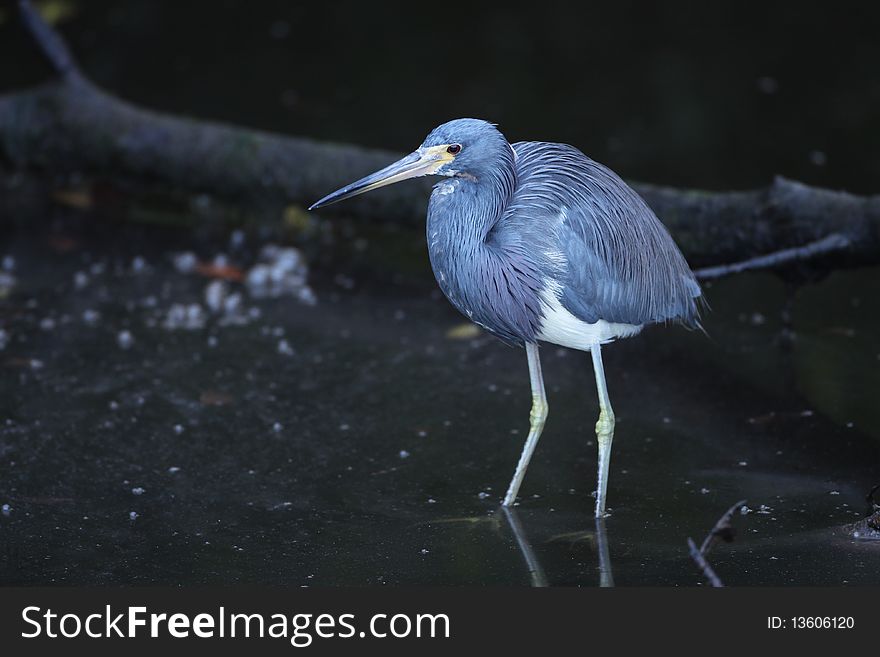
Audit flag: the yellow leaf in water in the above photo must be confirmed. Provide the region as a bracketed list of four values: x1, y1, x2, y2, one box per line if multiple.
[52, 188, 93, 210]
[36, 0, 78, 25]
[283, 205, 313, 233]
[446, 323, 481, 340]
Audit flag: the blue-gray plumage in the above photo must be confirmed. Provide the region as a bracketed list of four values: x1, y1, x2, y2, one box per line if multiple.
[311, 118, 702, 517]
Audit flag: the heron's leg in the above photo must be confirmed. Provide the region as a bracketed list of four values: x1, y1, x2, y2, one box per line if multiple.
[502, 342, 547, 506]
[591, 344, 615, 518]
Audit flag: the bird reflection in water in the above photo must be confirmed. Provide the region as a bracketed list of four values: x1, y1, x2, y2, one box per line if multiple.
[502, 508, 614, 587]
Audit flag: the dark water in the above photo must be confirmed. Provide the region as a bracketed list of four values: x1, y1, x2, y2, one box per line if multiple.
[0, 218, 878, 586]
[0, 1, 879, 586]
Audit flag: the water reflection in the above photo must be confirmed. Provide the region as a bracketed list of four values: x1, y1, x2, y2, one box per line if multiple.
[502, 508, 615, 587]
[502, 507, 548, 587]
[595, 518, 614, 588]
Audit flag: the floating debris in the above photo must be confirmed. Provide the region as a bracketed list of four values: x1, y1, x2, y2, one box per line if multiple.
[398, 450, 410, 459]
[167, 466, 181, 474]
[131, 487, 146, 496]
[0, 272, 15, 297]
[246, 244, 314, 302]
[129, 511, 139, 521]
[117, 330, 134, 349]
[163, 303, 206, 330]
[71, 271, 89, 290]
[1, 503, 10, 516]
[222, 292, 243, 318]
[204, 280, 228, 313]
[39, 317, 56, 331]
[82, 309, 101, 325]
[204, 279, 248, 326]
[196, 259, 244, 281]
[272, 422, 283, 433]
[173, 424, 185, 435]
[172, 251, 198, 274]
[277, 339, 295, 356]
[229, 229, 246, 250]
[200, 390, 233, 406]
[131, 256, 148, 274]
[446, 323, 481, 340]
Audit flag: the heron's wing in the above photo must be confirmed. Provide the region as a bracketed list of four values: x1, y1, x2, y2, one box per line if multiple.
[506, 141, 702, 328]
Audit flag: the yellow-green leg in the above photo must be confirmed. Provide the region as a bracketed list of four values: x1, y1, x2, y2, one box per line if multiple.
[591, 343, 615, 518]
[502, 342, 547, 506]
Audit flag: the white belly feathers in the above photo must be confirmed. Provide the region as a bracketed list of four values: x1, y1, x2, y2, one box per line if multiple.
[537, 285, 642, 350]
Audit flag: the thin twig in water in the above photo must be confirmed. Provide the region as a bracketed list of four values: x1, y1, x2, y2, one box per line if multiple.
[687, 499, 747, 587]
[17, 0, 84, 83]
[687, 538, 722, 587]
[699, 499, 747, 555]
[694, 234, 850, 281]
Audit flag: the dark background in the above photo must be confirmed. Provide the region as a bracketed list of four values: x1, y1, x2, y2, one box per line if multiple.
[1, 0, 878, 193]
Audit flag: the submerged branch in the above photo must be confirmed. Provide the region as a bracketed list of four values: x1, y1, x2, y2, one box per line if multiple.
[687, 500, 746, 588]
[687, 538, 723, 588]
[2, 1, 880, 277]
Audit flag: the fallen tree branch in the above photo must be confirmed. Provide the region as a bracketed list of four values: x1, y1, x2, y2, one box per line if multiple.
[2, 2, 880, 274]
[687, 499, 746, 587]
[694, 233, 852, 280]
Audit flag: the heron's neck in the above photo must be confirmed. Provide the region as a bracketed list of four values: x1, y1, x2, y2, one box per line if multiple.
[427, 148, 517, 250]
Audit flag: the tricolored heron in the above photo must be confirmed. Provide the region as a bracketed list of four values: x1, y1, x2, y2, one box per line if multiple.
[310, 119, 702, 517]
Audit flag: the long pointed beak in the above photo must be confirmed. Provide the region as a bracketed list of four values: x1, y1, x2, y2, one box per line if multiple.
[309, 148, 446, 210]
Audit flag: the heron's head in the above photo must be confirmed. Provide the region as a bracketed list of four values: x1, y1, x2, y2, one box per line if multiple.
[309, 118, 509, 210]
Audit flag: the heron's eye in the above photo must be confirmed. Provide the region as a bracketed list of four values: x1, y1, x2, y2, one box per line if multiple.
[447, 144, 462, 155]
